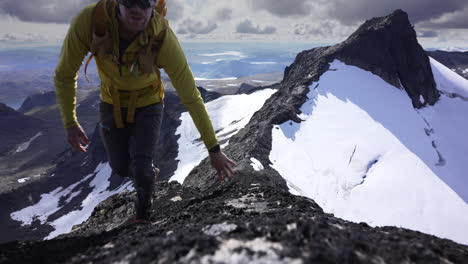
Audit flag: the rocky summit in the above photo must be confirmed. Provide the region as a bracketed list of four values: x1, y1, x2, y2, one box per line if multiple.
[1, 9, 468, 264]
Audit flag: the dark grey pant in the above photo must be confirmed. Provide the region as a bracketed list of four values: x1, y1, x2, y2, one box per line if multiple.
[98, 100, 163, 218]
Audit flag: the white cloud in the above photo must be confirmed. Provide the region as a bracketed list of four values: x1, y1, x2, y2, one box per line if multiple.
[177, 18, 217, 34]
[418, 5, 468, 29]
[215, 8, 232, 21]
[0, 14, 67, 44]
[236, 20, 276, 34]
[247, 0, 315, 17]
[0, 0, 95, 23]
[165, 0, 185, 22]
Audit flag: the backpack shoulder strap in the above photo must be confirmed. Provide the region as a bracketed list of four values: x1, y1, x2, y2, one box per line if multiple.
[85, 0, 112, 82]
[94, 0, 111, 37]
[155, 0, 168, 25]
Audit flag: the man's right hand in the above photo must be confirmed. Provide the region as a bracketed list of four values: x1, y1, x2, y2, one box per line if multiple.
[66, 124, 90, 153]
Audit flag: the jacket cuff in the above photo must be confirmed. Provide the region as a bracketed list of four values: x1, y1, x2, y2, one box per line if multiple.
[208, 144, 220, 153]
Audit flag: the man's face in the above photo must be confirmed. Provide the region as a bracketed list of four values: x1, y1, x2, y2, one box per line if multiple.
[118, 0, 156, 33]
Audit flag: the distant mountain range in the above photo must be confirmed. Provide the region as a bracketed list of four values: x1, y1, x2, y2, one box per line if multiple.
[427, 50, 468, 80]
[0, 46, 467, 111]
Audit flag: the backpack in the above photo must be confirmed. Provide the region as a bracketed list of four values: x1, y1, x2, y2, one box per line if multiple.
[83, 0, 168, 128]
[84, 0, 168, 81]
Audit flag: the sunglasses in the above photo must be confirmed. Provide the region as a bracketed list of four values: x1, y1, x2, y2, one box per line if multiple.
[117, 0, 157, 9]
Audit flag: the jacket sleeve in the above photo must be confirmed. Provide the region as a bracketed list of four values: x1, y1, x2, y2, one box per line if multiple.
[156, 26, 219, 150]
[54, 7, 92, 128]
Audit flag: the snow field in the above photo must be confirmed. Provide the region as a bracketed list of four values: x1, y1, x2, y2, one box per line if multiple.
[170, 88, 276, 183]
[270, 59, 468, 245]
[11, 162, 133, 239]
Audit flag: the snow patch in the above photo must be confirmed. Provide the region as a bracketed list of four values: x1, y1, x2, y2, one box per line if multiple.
[270, 59, 468, 245]
[226, 194, 269, 213]
[249, 61, 277, 65]
[250, 157, 264, 171]
[45, 162, 133, 239]
[202, 222, 237, 236]
[10, 187, 64, 225]
[199, 237, 302, 264]
[439, 47, 468, 52]
[195, 77, 237, 81]
[419, 95, 425, 104]
[170, 89, 276, 183]
[10, 162, 133, 239]
[170, 196, 182, 202]
[286, 223, 297, 231]
[16, 132, 43, 152]
[199, 51, 246, 58]
[17, 177, 30, 183]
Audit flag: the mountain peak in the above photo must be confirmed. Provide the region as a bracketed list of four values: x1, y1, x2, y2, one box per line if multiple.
[0, 102, 16, 115]
[353, 9, 410, 34]
[344, 9, 414, 45]
[18, 91, 56, 114]
[284, 9, 439, 109]
[337, 9, 439, 108]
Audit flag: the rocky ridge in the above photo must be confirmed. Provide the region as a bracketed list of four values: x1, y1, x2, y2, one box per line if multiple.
[1, 179, 467, 263]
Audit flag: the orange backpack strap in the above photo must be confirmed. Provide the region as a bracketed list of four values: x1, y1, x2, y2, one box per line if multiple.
[155, 0, 167, 18]
[84, 0, 112, 82]
[94, 0, 110, 38]
[84, 55, 94, 82]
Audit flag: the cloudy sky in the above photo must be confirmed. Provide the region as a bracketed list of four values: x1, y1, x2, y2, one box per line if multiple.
[0, 0, 467, 48]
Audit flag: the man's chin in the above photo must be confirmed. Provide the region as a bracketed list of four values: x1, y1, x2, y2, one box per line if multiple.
[133, 21, 150, 31]
[128, 24, 146, 33]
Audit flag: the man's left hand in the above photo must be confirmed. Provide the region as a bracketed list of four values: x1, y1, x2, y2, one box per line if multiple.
[209, 151, 237, 181]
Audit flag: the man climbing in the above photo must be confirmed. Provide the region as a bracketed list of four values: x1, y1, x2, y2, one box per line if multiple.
[54, 0, 236, 221]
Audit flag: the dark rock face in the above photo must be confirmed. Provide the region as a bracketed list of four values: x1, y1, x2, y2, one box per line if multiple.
[284, 9, 440, 108]
[0, 103, 45, 155]
[0, 88, 100, 196]
[236, 83, 268, 95]
[18, 91, 57, 114]
[427, 50, 468, 80]
[335, 10, 439, 108]
[198, 86, 223, 102]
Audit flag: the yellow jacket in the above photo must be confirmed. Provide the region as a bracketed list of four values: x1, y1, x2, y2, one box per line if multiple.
[54, 1, 218, 150]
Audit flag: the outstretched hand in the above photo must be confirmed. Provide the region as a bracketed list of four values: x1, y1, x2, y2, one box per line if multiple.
[209, 151, 237, 181]
[66, 124, 90, 153]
